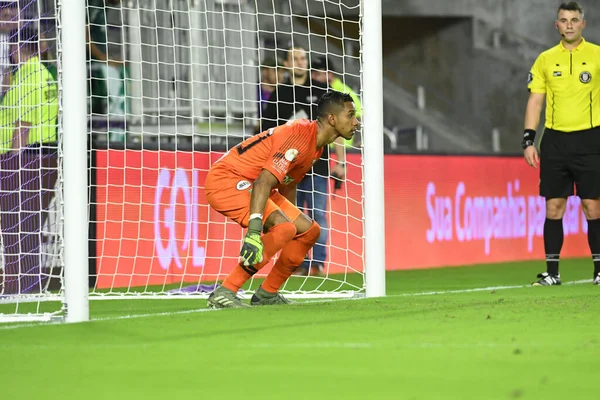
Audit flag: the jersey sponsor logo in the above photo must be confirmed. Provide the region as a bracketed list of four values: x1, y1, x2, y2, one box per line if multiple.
[236, 180, 251, 191]
[284, 148, 299, 162]
[272, 151, 297, 163]
[272, 157, 291, 175]
[553, 71, 562, 77]
[527, 72, 533, 84]
[282, 175, 294, 185]
[580, 71, 592, 83]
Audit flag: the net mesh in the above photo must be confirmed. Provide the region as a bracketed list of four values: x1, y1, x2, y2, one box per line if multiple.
[90, 0, 364, 298]
[0, 0, 63, 321]
[1, 0, 365, 321]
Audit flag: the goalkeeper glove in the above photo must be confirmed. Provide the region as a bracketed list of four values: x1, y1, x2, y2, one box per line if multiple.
[239, 217, 263, 267]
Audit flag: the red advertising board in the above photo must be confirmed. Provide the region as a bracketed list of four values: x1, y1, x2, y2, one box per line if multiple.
[95, 151, 590, 289]
[94, 150, 364, 289]
[386, 155, 589, 269]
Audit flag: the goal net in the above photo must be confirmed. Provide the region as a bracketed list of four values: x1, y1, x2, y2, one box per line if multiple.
[0, 0, 63, 322]
[91, 0, 364, 299]
[1, 0, 366, 322]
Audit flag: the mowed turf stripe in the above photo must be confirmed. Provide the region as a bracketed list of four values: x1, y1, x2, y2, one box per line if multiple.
[0, 278, 592, 330]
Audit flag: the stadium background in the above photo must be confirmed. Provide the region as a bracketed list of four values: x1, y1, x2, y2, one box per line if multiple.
[83, 0, 595, 285]
[6, 0, 597, 287]
[3, 1, 600, 398]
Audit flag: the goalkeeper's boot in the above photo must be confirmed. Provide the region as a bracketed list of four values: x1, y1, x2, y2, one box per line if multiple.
[594, 273, 600, 285]
[207, 285, 250, 309]
[532, 272, 561, 286]
[250, 285, 294, 306]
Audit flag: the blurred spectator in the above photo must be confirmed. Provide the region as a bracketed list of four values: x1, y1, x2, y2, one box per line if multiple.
[253, 57, 284, 134]
[261, 47, 325, 129]
[259, 57, 284, 112]
[0, 1, 18, 97]
[37, 18, 58, 83]
[261, 46, 346, 277]
[86, 0, 127, 141]
[311, 56, 361, 117]
[0, 26, 59, 294]
[311, 55, 362, 130]
[1, 1, 57, 93]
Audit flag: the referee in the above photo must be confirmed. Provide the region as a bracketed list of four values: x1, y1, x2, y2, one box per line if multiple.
[523, 2, 600, 286]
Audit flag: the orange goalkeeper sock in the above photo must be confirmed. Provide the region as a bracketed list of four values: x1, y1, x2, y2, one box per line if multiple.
[222, 222, 296, 292]
[262, 221, 320, 293]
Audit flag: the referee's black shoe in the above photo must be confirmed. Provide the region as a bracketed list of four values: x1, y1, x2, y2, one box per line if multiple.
[532, 272, 561, 286]
[594, 273, 600, 286]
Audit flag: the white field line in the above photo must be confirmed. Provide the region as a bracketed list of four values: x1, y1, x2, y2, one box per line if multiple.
[0, 308, 215, 330]
[0, 278, 592, 330]
[390, 278, 590, 297]
[244, 342, 543, 350]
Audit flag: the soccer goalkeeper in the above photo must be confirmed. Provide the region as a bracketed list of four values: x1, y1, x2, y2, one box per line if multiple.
[205, 91, 359, 308]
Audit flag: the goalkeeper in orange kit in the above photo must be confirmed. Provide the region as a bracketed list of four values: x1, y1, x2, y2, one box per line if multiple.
[205, 91, 359, 308]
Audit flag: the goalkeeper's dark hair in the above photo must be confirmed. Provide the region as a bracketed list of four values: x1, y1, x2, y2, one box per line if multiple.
[317, 91, 354, 120]
[558, 2, 584, 18]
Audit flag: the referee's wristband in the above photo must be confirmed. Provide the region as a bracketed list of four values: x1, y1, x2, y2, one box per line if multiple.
[521, 129, 536, 149]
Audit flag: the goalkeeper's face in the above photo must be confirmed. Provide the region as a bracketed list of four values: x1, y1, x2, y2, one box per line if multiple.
[333, 102, 360, 140]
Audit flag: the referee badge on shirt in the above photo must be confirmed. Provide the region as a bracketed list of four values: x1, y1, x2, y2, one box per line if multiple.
[527, 72, 533, 84]
[580, 71, 592, 83]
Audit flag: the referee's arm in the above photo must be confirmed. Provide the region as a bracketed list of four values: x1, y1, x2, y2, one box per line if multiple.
[524, 92, 545, 132]
[523, 92, 544, 168]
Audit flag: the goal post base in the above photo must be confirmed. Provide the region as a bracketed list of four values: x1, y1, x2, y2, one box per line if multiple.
[0, 313, 64, 324]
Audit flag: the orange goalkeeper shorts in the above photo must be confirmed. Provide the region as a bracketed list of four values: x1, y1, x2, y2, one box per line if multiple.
[205, 165, 302, 228]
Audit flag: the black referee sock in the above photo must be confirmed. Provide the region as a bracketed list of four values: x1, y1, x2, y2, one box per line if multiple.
[586, 219, 600, 277]
[544, 218, 564, 277]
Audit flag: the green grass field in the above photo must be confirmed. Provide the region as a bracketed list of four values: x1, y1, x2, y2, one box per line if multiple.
[2, 258, 599, 399]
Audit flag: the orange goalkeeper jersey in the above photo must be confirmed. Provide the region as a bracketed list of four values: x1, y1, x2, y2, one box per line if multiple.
[215, 119, 323, 185]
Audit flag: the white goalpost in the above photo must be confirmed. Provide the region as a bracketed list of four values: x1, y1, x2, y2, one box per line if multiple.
[0, 0, 383, 323]
[61, 0, 90, 323]
[362, 0, 385, 298]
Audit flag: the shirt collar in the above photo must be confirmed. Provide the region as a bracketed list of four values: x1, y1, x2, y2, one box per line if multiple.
[560, 37, 586, 51]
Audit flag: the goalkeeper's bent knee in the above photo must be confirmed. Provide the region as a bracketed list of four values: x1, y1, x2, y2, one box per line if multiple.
[263, 221, 297, 257]
[285, 221, 321, 266]
[296, 220, 321, 244]
[270, 221, 297, 239]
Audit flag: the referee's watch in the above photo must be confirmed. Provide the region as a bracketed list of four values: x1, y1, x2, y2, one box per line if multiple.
[521, 129, 536, 150]
[521, 139, 534, 149]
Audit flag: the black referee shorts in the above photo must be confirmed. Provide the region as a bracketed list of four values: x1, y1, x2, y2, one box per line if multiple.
[540, 126, 600, 199]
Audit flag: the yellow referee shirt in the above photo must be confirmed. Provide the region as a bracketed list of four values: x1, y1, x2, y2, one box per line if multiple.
[528, 38, 600, 132]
